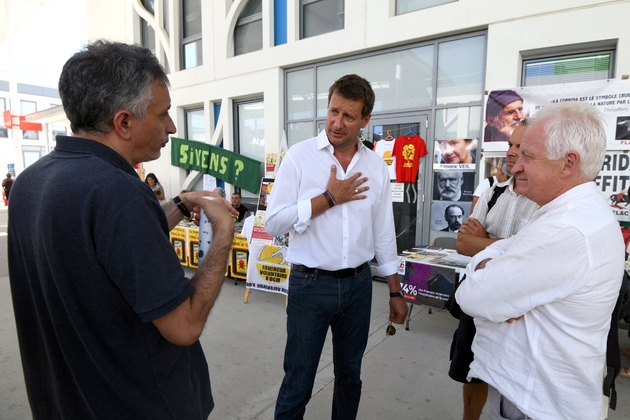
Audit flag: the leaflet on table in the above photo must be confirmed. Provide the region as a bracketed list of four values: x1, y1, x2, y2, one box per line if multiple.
[430, 254, 471, 269]
[400, 253, 429, 263]
[413, 245, 442, 251]
[401, 248, 471, 269]
[402, 248, 450, 258]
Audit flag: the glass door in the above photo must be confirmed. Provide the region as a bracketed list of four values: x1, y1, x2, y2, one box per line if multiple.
[368, 114, 430, 253]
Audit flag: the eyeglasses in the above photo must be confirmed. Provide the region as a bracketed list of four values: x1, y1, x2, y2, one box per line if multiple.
[386, 321, 396, 336]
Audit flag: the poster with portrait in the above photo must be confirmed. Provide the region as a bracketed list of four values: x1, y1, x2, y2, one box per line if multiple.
[433, 139, 478, 170]
[483, 79, 630, 151]
[430, 201, 471, 232]
[482, 90, 525, 150]
[479, 154, 508, 180]
[482, 79, 630, 221]
[432, 171, 475, 202]
[249, 177, 290, 247]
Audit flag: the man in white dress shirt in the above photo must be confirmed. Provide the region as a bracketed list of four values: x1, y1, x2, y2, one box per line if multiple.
[450, 122, 539, 420]
[456, 102, 626, 419]
[266, 74, 408, 420]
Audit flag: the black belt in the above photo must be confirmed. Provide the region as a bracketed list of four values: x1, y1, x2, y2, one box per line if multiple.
[291, 262, 369, 278]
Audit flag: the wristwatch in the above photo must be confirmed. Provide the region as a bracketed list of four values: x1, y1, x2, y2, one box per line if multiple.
[389, 290, 404, 298]
[173, 196, 191, 218]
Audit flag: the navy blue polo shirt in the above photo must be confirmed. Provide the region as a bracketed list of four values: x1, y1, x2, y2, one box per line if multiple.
[8, 136, 213, 419]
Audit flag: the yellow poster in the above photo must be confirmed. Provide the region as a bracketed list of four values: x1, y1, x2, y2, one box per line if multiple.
[169, 226, 188, 266]
[246, 243, 290, 295]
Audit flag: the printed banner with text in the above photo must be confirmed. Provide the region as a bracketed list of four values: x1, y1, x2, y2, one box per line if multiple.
[482, 79, 630, 222]
[483, 79, 630, 151]
[245, 243, 289, 296]
[170, 137, 262, 193]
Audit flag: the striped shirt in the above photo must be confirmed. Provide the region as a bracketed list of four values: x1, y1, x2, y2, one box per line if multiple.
[470, 177, 539, 239]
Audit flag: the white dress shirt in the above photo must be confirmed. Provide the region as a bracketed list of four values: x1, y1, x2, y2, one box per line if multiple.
[456, 182, 625, 420]
[265, 130, 399, 276]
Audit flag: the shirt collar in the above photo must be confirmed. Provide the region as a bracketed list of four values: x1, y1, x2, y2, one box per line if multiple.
[496, 176, 518, 195]
[54, 135, 139, 179]
[315, 129, 364, 153]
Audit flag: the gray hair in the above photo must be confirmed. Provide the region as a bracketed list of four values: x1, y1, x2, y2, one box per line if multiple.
[214, 187, 226, 198]
[528, 102, 606, 180]
[58, 40, 169, 135]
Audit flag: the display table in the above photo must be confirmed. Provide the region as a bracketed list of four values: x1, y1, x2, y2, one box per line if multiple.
[169, 221, 249, 280]
[399, 248, 471, 330]
[169, 222, 197, 267]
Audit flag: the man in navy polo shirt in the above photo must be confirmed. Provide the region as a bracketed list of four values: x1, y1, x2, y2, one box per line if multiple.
[8, 40, 237, 420]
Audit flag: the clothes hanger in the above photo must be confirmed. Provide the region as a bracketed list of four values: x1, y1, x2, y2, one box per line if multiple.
[384, 130, 394, 140]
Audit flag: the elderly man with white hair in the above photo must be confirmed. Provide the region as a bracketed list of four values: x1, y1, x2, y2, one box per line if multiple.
[456, 102, 626, 420]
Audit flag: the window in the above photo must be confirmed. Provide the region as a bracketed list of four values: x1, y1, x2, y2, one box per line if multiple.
[0, 98, 7, 138]
[434, 106, 481, 140]
[315, 46, 434, 117]
[436, 36, 485, 105]
[285, 33, 486, 148]
[182, 0, 202, 69]
[22, 146, 45, 168]
[163, 0, 170, 36]
[140, 0, 156, 53]
[522, 51, 614, 87]
[285, 42, 439, 146]
[396, 0, 457, 15]
[235, 99, 265, 199]
[20, 100, 39, 140]
[235, 100, 265, 162]
[300, 0, 344, 39]
[51, 124, 67, 142]
[234, 0, 262, 56]
[185, 108, 205, 141]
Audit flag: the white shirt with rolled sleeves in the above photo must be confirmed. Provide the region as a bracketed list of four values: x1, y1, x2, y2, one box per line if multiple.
[456, 182, 625, 420]
[265, 130, 399, 276]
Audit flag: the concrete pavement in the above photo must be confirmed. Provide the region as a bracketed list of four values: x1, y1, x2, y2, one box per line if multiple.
[1, 205, 630, 419]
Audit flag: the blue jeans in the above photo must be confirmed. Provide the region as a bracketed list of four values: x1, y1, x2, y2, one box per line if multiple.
[274, 264, 373, 420]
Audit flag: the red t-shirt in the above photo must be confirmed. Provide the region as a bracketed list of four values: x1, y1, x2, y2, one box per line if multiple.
[392, 135, 428, 183]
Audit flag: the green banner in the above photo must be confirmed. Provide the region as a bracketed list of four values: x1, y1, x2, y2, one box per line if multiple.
[170, 137, 262, 194]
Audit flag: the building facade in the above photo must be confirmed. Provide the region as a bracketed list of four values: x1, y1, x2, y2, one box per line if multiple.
[1, 0, 87, 180]
[81, 0, 630, 245]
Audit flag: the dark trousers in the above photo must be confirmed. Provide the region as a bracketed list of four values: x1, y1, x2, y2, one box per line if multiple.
[274, 265, 373, 420]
